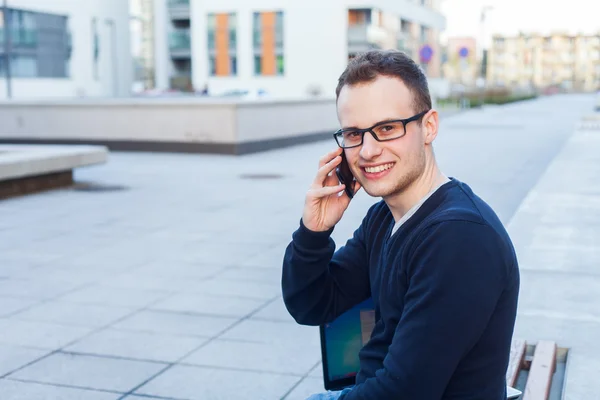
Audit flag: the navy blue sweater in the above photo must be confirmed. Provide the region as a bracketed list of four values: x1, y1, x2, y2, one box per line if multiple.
[282, 178, 519, 400]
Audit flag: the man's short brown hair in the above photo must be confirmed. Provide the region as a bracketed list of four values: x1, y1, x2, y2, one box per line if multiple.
[335, 49, 432, 114]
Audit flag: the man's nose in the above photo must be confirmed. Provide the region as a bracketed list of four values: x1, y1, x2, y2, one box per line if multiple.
[359, 131, 383, 159]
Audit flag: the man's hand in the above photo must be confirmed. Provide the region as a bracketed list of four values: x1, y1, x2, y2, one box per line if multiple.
[302, 148, 361, 232]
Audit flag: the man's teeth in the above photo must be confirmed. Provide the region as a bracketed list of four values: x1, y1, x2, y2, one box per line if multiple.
[365, 163, 394, 173]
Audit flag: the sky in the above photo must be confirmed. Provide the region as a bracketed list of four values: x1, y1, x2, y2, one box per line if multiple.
[440, 0, 599, 46]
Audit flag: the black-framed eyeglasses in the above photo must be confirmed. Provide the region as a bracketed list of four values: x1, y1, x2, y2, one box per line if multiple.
[333, 110, 429, 149]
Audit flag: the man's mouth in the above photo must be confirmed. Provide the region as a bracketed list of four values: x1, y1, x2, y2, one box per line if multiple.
[363, 163, 395, 173]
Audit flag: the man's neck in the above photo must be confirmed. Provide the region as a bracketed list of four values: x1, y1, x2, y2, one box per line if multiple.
[385, 163, 448, 222]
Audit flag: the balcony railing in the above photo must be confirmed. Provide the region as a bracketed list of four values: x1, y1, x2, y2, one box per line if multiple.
[169, 29, 191, 58]
[0, 28, 38, 48]
[168, 0, 190, 20]
[348, 24, 387, 54]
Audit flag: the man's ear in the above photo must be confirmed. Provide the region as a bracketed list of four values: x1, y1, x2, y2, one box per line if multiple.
[423, 109, 439, 145]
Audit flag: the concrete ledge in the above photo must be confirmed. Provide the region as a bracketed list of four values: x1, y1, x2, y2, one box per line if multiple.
[0, 131, 331, 155]
[0, 144, 108, 181]
[0, 98, 339, 155]
[0, 170, 74, 199]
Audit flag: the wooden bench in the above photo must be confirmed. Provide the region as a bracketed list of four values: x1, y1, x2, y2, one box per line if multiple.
[506, 339, 565, 400]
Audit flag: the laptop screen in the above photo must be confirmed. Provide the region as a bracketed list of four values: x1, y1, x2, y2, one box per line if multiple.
[319, 298, 375, 390]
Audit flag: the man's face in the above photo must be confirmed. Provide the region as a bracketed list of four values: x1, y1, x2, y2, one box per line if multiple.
[336, 75, 433, 200]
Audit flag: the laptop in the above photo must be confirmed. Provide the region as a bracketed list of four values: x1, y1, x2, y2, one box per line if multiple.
[319, 297, 375, 391]
[319, 298, 522, 399]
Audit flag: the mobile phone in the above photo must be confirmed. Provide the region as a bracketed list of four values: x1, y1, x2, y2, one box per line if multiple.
[335, 151, 356, 199]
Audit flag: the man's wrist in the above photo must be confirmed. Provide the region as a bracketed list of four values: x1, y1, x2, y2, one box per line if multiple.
[293, 218, 334, 248]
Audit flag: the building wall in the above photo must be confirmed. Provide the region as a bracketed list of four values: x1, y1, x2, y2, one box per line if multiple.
[130, 0, 155, 91]
[487, 32, 600, 92]
[190, 0, 348, 98]
[0, 0, 131, 99]
[153, 0, 446, 97]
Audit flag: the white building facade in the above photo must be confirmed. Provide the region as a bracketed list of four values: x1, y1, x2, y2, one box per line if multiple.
[0, 0, 132, 100]
[153, 0, 446, 98]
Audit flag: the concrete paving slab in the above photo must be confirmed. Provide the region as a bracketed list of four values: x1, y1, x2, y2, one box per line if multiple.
[149, 293, 267, 318]
[185, 277, 281, 300]
[219, 319, 321, 350]
[283, 377, 329, 400]
[56, 285, 172, 308]
[11, 301, 136, 328]
[251, 297, 297, 323]
[181, 338, 319, 375]
[0, 278, 82, 300]
[0, 379, 120, 400]
[215, 266, 282, 286]
[0, 344, 49, 377]
[110, 310, 238, 338]
[134, 364, 301, 400]
[0, 296, 40, 318]
[64, 329, 208, 363]
[7, 352, 167, 393]
[0, 318, 93, 349]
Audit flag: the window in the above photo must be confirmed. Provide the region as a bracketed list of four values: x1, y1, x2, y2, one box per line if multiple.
[207, 12, 236, 76]
[0, 8, 70, 78]
[228, 13, 237, 51]
[207, 14, 215, 49]
[253, 10, 284, 76]
[253, 12, 261, 47]
[92, 18, 99, 80]
[254, 55, 261, 74]
[276, 55, 284, 75]
[230, 55, 237, 75]
[275, 11, 283, 47]
[420, 26, 428, 43]
[348, 9, 371, 25]
[209, 56, 216, 76]
[0, 55, 38, 77]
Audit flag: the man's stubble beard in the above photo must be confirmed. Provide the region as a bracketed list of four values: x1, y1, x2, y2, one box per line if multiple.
[357, 147, 427, 200]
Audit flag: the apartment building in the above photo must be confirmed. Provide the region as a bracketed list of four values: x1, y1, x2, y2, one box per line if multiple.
[131, 0, 155, 91]
[442, 37, 478, 87]
[0, 0, 132, 99]
[487, 32, 600, 92]
[153, 0, 446, 97]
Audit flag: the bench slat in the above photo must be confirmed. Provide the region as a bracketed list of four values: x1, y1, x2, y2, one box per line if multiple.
[506, 338, 527, 387]
[522, 341, 557, 400]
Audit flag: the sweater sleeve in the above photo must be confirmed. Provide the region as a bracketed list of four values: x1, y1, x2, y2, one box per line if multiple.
[340, 220, 508, 400]
[281, 213, 372, 326]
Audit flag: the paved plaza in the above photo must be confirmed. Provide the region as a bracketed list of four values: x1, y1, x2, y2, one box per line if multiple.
[0, 94, 598, 399]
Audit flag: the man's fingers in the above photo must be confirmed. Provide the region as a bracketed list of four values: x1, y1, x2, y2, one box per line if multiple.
[313, 155, 342, 187]
[308, 184, 345, 198]
[318, 148, 343, 168]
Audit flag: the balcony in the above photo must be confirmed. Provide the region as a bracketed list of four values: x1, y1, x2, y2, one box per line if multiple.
[168, 0, 190, 20]
[348, 24, 387, 54]
[396, 31, 416, 56]
[169, 29, 191, 59]
[0, 28, 38, 49]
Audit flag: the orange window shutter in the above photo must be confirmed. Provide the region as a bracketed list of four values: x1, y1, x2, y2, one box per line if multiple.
[261, 11, 276, 75]
[348, 10, 358, 25]
[215, 13, 230, 76]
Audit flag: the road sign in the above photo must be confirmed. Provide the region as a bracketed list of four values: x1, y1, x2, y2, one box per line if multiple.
[459, 47, 469, 58]
[419, 44, 433, 64]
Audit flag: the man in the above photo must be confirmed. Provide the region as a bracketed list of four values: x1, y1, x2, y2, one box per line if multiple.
[281, 50, 520, 399]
